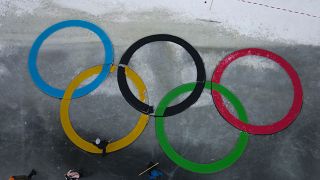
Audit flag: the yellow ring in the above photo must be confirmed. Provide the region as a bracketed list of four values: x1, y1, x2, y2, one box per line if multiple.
[60, 65, 149, 154]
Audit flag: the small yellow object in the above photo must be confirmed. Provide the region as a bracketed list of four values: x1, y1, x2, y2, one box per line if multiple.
[60, 65, 149, 154]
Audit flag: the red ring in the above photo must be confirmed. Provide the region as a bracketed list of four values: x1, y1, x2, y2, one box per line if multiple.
[211, 48, 303, 135]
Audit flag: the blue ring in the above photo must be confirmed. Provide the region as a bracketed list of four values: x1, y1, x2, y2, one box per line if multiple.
[28, 20, 113, 99]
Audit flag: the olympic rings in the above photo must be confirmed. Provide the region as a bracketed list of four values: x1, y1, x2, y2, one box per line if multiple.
[28, 20, 304, 174]
[60, 65, 149, 153]
[211, 48, 303, 135]
[28, 20, 114, 99]
[117, 34, 206, 117]
[155, 82, 249, 173]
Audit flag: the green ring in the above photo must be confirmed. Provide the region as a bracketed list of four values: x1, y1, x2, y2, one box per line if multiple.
[155, 82, 249, 174]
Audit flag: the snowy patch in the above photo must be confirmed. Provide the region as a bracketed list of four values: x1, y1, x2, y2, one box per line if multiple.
[52, 0, 320, 46]
[237, 56, 279, 71]
[0, 0, 319, 45]
[0, 64, 10, 78]
[0, 0, 42, 16]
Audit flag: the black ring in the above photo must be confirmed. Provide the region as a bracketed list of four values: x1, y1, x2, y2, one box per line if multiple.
[117, 34, 206, 117]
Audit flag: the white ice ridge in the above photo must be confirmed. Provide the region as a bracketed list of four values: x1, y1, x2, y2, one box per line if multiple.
[1, 0, 320, 46]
